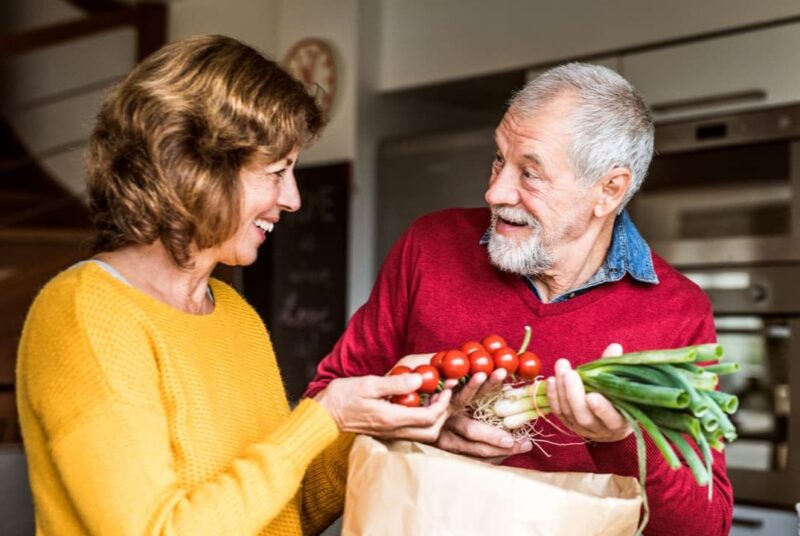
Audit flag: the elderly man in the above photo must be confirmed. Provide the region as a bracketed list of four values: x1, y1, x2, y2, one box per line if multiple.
[306, 63, 733, 535]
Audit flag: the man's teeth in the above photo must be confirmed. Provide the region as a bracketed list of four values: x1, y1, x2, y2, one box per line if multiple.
[254, 219, 274, 233]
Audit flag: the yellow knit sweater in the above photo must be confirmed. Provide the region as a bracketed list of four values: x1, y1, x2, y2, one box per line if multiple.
[16, 262, 353, 535]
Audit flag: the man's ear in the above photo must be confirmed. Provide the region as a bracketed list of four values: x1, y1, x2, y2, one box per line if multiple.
[593, 167, 631, 218]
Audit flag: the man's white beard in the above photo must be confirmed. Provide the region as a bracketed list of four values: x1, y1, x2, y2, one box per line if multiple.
[487, 206, 554, 275]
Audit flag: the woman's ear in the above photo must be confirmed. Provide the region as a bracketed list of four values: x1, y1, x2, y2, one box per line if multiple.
[593, 168, 631, 218]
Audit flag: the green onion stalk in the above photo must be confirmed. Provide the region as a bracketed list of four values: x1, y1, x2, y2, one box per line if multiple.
[471, 338, 740, 536]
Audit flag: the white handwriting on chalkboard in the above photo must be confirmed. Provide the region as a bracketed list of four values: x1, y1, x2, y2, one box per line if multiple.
[278, 291, 333, 331]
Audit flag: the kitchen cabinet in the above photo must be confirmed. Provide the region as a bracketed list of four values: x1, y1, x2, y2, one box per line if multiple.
[379, 0, 800, 92]
[622, 22, 800, 121]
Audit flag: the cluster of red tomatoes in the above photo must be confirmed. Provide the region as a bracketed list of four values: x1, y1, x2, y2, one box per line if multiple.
[389, 333, 542, 407]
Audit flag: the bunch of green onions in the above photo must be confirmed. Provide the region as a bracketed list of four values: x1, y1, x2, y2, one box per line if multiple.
[481, 343, 738, 534]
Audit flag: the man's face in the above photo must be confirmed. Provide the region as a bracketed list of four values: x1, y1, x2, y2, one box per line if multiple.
[485, 97, 597, 275]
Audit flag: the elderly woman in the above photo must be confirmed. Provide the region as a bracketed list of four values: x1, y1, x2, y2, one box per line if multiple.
[16, 35, 450, 536]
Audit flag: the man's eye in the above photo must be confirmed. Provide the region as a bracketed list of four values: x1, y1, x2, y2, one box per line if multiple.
[522, 170, 537, 180]
[493, 153, 504, 166]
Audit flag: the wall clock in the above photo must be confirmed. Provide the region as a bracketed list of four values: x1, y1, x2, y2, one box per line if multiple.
[283, 37, 337, 117]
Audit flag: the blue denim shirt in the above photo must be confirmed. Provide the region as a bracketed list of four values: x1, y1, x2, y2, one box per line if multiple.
[480, 210, 659, 303]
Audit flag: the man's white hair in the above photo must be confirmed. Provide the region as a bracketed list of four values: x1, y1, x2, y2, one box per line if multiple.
[508, 62, 654, 210]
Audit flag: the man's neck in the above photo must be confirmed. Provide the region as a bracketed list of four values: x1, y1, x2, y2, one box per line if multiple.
[531, 217, 615, 303]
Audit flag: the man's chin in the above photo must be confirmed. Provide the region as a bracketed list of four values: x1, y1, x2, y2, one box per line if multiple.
[486, 241, 552, 276]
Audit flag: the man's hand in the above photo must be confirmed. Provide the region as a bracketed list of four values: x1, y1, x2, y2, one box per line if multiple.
[546, 343, 633, 443]
[436, 369, 533, 463]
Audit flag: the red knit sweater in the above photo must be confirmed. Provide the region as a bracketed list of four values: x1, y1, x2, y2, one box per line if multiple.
[306, 208, 733, 535]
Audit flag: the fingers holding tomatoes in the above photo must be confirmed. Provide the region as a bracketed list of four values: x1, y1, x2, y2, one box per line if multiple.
[451, 366, 506, 412]
[314, 374, 454, 441]
[387, 329, 545, 409]
[390, 391, 421, 407]
[414, 364, 441, 394]
[388, 365, 412, 376]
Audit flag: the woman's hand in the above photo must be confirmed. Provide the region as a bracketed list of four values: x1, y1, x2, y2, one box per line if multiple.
[313, 374, 452, 443]
[546, 343, 633, 443]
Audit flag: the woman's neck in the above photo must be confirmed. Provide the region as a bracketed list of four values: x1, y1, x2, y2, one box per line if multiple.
[94, 242, 216, 315]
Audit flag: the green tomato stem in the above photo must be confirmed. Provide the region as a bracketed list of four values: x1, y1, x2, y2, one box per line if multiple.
[518, 325, 532, 354]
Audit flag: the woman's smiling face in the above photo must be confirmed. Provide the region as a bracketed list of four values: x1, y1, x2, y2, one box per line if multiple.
[215, 148, 301, 267]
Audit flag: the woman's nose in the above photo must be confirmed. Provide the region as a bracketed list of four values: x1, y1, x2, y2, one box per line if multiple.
[279, 171, 302, 212]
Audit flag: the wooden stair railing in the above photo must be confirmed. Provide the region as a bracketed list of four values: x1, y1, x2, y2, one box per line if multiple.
[0, 1, 167, 61]
[0, 0, 168, 445]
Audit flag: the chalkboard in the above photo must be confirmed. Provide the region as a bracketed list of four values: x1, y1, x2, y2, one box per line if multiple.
[243, 162, 349, 401]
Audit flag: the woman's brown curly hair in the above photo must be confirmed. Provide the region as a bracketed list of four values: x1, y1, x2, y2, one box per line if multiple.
[86, 34, 324, 268]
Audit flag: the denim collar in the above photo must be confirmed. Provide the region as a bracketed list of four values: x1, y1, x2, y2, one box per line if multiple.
[480, 210, 659, 303]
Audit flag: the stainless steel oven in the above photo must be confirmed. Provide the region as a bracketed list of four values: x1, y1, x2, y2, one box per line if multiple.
[682, 265, 799, 509]
[630, 104, 800, 266]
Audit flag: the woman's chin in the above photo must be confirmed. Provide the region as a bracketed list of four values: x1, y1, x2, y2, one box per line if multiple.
[216, 247, 260, 268]
[238, 251, 260, 267]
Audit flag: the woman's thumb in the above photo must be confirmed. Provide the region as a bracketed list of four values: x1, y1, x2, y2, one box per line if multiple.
[373, 373, 422, 397]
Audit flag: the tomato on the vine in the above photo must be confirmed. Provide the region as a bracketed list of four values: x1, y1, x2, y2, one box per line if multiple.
[460, 341, 486, 356]
[468, 350, 494, 376]
[481, 334, 507, 353]
[517, 351, 542, 379]
[388, 365, 412, 376]
[391, 392, 421, 407]
[492, 347, 519, 375]
[441, 350, 469, 379]
[430, 351, 446, 370]
[414, 364, 440, 394]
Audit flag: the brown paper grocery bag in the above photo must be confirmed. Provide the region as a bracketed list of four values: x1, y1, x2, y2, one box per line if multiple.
[342, 435, 642, 536]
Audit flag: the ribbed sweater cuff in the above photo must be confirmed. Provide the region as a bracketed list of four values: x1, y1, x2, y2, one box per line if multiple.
[305, 432, 355, 490]
[268, 398, 340, 472]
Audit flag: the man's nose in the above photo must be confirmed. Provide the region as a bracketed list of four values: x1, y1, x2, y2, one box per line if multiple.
[485, 168, 520, 207]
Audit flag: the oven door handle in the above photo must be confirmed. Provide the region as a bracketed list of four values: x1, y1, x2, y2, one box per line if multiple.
[731, 515, 765, 529]
[704, 285, 770, 310]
